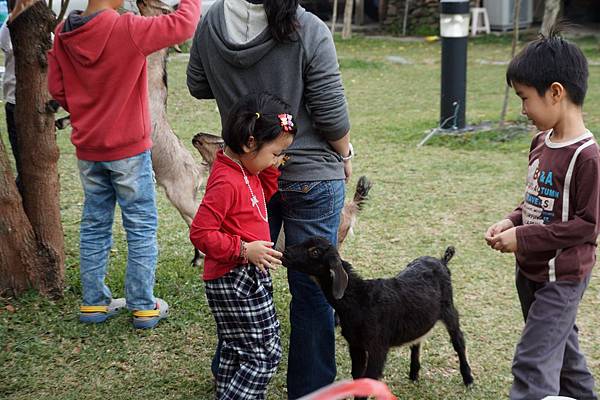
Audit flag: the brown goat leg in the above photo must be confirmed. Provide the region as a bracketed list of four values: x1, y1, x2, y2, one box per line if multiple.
[138, 0, 208, 266]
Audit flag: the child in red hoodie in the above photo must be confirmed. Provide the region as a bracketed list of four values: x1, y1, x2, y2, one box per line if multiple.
[190, 92, 295, 399]
[47, 0, 200, 329]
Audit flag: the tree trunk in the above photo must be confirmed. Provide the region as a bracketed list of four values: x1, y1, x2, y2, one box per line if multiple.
[0, 138, 37, 296]
[330, 0, 338, 35]
[401, 0, 409, 35]
[499, 0, 521, 126]
[1, 0, 65, 298]
[380, 0, 390, 27]
[342, 0, 354, 39]
[354, 0, 363, 26]
[541, 0, 560, 36]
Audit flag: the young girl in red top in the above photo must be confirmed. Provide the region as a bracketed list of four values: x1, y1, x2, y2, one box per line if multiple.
[190, 92, 296, 399]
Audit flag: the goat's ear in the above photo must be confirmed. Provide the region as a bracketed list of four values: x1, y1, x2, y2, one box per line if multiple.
[329, 259, 348, 300]
[341, 259, 352, 270]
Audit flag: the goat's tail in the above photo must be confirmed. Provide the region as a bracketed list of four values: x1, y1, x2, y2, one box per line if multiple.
[442, 246, 455, 265]
[353, 176, 373, 210]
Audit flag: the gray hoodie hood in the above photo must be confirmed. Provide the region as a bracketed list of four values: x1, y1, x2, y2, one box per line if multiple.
[58, 9, 118, 66]
[204, 0, 303, 68]
[63, 10, 105, 33]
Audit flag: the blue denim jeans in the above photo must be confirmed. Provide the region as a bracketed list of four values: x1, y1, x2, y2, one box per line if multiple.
[78, 150, 158, 311]
[269, 179, 346, 399]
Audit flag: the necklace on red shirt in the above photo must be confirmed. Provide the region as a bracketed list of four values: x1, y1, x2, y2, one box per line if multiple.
[223, 151, 268, 222]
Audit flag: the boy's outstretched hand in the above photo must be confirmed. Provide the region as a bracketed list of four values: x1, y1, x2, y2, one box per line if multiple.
[246, 241, 282, 274]
[485, 219, 518, 253]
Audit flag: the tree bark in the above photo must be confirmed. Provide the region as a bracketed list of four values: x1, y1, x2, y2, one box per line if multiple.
[1, 0, 65, 298]
[541, 0, 560, 36]
[0, 138, 36, 296]
[342, 0, 354, 39]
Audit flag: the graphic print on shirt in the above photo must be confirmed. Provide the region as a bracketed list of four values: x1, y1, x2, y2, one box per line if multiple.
[523, 158, 559, 225]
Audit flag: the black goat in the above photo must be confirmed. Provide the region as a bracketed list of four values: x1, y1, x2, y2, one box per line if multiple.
[282, 237, 473, 396]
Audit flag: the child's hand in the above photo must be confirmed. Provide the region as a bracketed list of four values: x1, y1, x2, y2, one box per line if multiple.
[485, 219, 514, 247]
[487, 227, 518, 253]
[245, 241, 282, 274]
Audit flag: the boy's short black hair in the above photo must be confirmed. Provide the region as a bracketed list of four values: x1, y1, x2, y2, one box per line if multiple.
[222, 92, 297, 155]
[506, 25, 588, 106]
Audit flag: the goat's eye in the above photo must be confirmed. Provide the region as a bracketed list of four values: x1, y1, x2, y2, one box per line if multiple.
[308, 247, 320, 258]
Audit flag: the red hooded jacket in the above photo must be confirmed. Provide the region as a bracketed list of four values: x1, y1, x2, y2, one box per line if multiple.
[47, 0, 200, 161]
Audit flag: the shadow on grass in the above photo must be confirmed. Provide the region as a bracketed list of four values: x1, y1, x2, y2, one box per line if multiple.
[422, 121, 534, 152]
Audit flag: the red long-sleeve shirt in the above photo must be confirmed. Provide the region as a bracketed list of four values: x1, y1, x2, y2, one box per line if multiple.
[507, 130, 600, 282]
[47, 0, 200, 161]
[190, 150, 280, 280]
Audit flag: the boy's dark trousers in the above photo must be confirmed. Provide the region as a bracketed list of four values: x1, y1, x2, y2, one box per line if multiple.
[510, 267, 597, 400]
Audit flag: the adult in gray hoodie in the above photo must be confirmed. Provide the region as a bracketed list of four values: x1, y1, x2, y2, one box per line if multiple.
[187, 0, 352, 397]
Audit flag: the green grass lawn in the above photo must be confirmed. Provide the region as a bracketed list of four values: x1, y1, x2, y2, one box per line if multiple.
[1, 33, 600, 399]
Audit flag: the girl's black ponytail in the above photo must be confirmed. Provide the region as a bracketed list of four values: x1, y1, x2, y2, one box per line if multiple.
[263, 0, 299, 42]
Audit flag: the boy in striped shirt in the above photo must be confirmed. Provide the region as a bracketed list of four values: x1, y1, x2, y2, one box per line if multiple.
[485, 27, 599, 400]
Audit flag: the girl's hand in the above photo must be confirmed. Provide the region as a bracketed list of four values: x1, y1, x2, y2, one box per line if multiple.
[487, 227, 518, 253]
[485, 219, 514, 247]
[245, 241, 282, 273]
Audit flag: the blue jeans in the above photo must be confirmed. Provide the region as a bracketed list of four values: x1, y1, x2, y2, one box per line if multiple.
[269, 179, 345, 399]
[78, 150, 158, 311]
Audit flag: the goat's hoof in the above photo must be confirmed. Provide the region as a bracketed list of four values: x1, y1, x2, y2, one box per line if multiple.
[191, 249, 205, 267]
[55, 116, 71, 130]
[463, 375, 474, 387]
[192, 260, 202, 267]
[46, 99, 61, 113]
[409, 372, 419, 382]
[191, 257, 204, 267]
